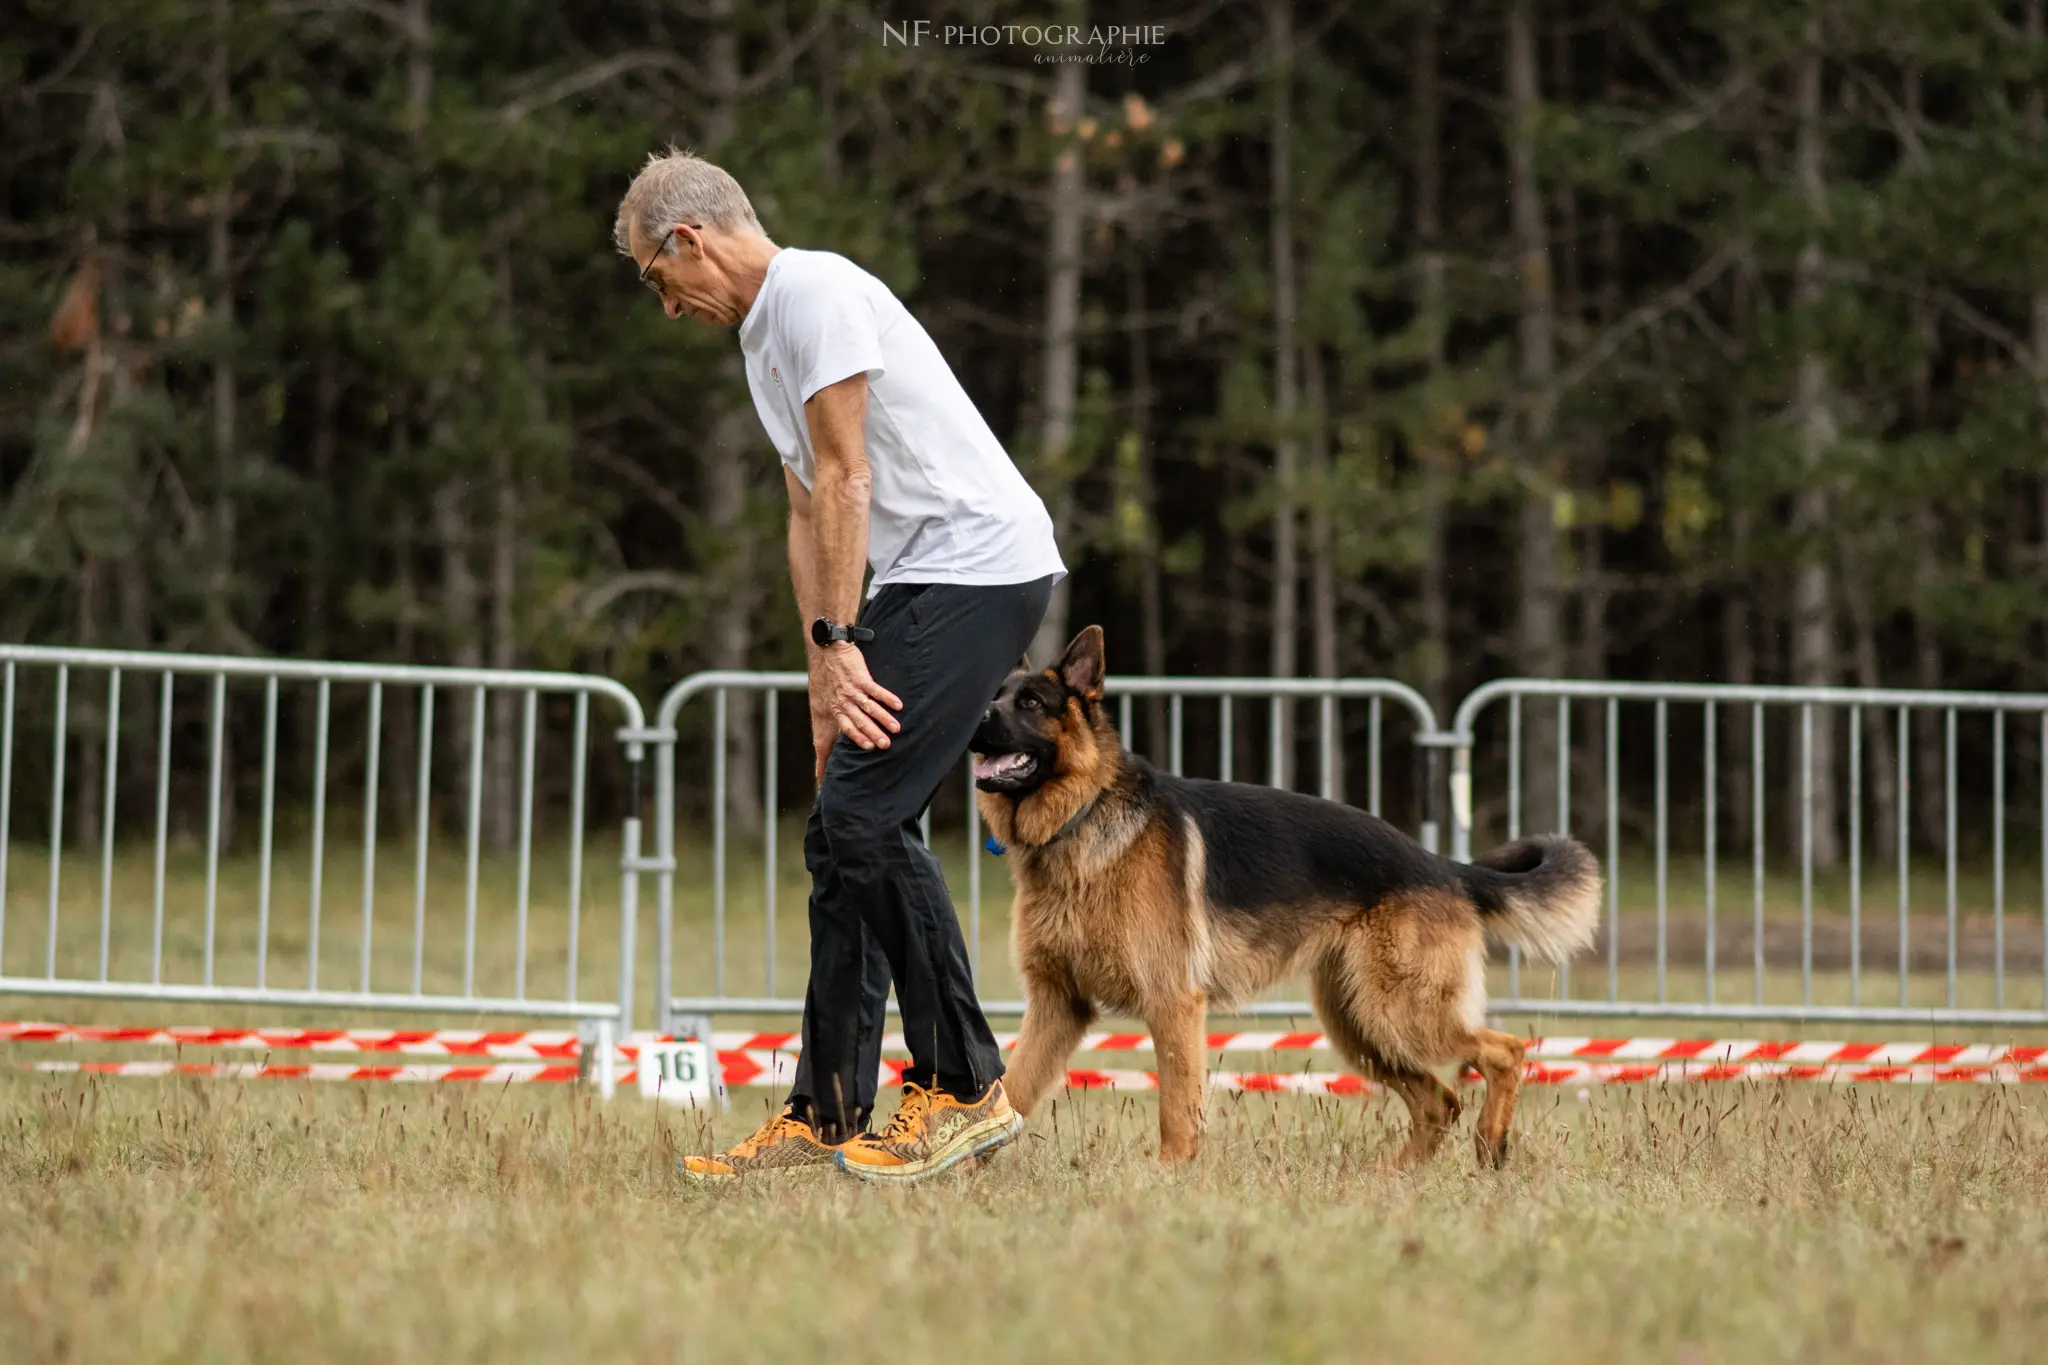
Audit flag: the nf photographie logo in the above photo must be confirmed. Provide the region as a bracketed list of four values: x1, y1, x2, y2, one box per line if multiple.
[882, 21, 1168, 63]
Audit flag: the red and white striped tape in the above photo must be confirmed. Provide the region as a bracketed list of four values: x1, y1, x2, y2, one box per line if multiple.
[0, 1021, 584, 1059]
[21, 1059, 581, 1084]
[706, 1048, 2048, 1091]
[712, 1031, 2048, 1069]
[24, 1056, 2048, 1091]
[9, 1021, 2048, 1092]
[1507, 1038, 2048, 1067]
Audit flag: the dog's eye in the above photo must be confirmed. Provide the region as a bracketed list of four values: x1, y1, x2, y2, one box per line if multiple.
[1018, 693, 1040, 711]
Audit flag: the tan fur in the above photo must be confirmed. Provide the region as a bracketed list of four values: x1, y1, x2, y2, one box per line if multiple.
[987, 689, 1537, 1170]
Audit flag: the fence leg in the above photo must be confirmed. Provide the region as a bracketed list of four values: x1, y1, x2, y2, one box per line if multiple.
[595, 1017, 617, 1101]
[616, 748, 644, 1037]
[1447, 741, 1471, 861]
[655, 731, 676, 1039]
[1420, 742, 1444, 855]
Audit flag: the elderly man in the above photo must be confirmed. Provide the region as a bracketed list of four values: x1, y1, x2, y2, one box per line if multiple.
[616, 149, 1063, 1182]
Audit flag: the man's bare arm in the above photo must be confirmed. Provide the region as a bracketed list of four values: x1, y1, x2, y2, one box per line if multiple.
[796, 374, 901, 761]
[785, 467, 821, 634]
[803, 374, 874, 630]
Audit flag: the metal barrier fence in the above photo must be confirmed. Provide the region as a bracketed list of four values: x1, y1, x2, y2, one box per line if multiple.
[1450, 680, 2048, 1027]
[650, 672, 1442, 1036]
[11, 648, 2047, 1066]
[0, 645, 652, 1091]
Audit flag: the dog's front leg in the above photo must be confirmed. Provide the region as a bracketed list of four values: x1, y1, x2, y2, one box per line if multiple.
[1148, 992, 1208, 1164]
[1006, 975, 1094, 1116]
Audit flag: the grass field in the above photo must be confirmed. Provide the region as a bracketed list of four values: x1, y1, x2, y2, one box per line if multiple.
[7, 837, 2048, 1360]
[5, 1076, 2048, 1362]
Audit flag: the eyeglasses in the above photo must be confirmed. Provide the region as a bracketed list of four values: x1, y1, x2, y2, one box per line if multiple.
[637, 224, 700, 295]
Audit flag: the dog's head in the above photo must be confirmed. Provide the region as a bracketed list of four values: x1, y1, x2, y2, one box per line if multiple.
[970, 625, 1109, 798]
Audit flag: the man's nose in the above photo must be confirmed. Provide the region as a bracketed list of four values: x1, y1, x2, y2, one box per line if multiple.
[663, 297, 683, 320]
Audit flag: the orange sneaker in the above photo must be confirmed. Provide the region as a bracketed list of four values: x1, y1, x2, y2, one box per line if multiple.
[833, 1080, 1022, 1183]
[679, 1106, 843, 1181]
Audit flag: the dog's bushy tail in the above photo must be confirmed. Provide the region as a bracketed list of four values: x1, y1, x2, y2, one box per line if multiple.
[1460, 835, 1603, 966]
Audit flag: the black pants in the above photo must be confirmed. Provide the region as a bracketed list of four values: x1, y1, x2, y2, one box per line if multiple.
[786, 575, 1054, 1139]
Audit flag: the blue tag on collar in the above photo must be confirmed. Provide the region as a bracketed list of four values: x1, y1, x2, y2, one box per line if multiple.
[983, 833, 1007, 857]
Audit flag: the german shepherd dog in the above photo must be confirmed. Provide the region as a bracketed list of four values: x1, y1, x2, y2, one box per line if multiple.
[970, 627, 1603, 1168]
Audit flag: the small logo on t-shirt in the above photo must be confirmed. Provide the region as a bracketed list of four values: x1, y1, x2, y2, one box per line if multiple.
[771, 365, 782, 386]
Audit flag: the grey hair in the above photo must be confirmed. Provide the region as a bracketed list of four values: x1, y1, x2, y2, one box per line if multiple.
[612, 147, 765, 257]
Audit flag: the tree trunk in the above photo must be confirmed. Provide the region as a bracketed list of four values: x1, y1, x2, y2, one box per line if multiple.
[1225, 533, 1253, 777]
[1909, 504, 1944, 849]
[84, 78, 150, 813]
[1553, 16, 1580, 319]
[1028, 49, 1088, 668]
[2029, 0, 2048, 697]
[1898, 112, 1943, 848]
[52, 189, 110, 847]
[1559, 23, 1608, 693]
[707, 396, 763, 839]
[1790, 21, 1841, 867]
[406, 0, 432, 145]
[1842, 567, 1898, 862]
[308, 357, 336, 663]
[387, 418, 420, 827]
[1413, 3, 1452, 721]
[433, 480, 482, 828]
[403, 0, 448, 825]
[208, 0, 237, 645]
[698, 0, 763, 838]
[1507, 0, 1563, 829]
[1724, 509, 1755, 853]
[1719, 253, 1760, 853]
[208, 0, 238, 849]
[73, 485, 106, 852]
[1572, 129, 1618, 691]
[1125, 237, 1167, 749]
[1305, 337, 1340, 801]
[1266, 0, 1300, 789]
[489, 428, 518, 853]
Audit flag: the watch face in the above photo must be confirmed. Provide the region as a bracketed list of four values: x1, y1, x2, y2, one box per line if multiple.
[811, 617, 832, 646]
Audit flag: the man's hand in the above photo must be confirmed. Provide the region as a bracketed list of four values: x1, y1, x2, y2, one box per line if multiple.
[809, 641, 902, 782]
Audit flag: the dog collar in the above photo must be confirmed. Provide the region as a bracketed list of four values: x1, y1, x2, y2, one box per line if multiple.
[984, 792, 1099, 857]
[1041, 794, 1099, 847]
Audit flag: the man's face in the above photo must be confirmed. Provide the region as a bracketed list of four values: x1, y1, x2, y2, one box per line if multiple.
[631, 221, 737, 326]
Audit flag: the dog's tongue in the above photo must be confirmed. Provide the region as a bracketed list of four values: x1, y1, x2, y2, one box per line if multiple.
[973, 753, 1025, 781]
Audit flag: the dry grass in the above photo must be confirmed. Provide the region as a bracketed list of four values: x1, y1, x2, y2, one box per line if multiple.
[5, 1076, 2048, 1363]
[7, 843, 2048, 1360]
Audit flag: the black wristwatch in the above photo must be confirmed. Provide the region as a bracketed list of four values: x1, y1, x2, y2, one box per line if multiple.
[810, 616, 875, 647]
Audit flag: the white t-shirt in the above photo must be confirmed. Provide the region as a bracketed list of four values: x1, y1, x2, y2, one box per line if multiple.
[737, 248, 1065, 596]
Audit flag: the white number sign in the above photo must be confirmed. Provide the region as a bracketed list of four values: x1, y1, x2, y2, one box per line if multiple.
[637, 1039, 722, 1108]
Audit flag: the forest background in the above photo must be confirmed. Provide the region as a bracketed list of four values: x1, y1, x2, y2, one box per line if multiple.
[5, 0, 2046, 858]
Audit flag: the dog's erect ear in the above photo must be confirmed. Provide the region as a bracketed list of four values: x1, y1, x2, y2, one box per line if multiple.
[1058, 625, 1106, 698]
[1015, 652, 1032, 674]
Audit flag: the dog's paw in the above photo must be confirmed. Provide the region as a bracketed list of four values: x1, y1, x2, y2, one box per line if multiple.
[1475, 1129, 1512, 1170]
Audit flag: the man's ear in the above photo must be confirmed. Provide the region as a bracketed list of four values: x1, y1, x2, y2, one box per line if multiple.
[1058, 625, 1106, 698]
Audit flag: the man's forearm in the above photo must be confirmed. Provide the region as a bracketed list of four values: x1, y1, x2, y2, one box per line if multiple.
[809, 464, 870, 628]
[788, 510, 822, 636]
[788, 375, 901, 760]
[800, 374, 874, 633]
